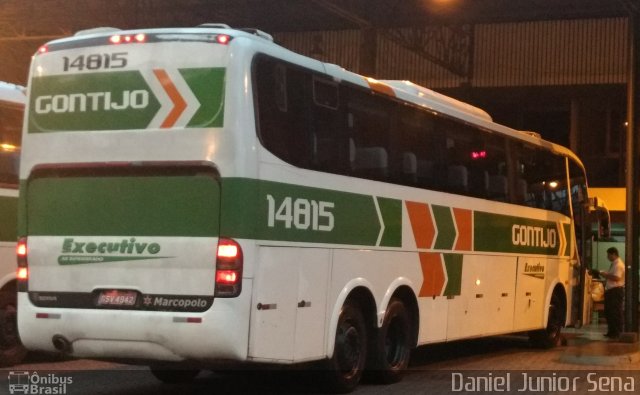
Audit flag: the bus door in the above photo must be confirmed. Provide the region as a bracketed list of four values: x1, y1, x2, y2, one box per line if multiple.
[249, 246, 330, 362]
[513, 256, 547, 331]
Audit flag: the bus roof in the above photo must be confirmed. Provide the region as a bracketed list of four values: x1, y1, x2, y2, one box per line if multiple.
[44, 25, 585, 170]
[0, 81, 25, 105]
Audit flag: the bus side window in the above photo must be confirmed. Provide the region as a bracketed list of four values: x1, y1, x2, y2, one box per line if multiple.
[346, 87, 391, 182]
[312, 78, 338, 110]
[275, 63, 287, 112]
[254, 57, 313, 168]
[311, 78, 349, 174]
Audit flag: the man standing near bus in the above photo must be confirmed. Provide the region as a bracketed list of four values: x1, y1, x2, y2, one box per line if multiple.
[598, 247, 625, 339]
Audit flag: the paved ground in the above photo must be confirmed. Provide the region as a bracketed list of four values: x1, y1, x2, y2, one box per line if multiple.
[1, 322, 639, 394]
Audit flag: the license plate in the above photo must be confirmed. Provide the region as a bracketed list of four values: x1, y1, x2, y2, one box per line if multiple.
[96, 290, 138, 307]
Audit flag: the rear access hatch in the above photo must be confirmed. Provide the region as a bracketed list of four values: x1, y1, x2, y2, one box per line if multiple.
[24, 163, 221, 312]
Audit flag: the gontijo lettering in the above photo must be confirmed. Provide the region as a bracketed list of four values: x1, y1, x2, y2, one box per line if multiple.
[511, 224, 557, 248]
[35, 90, 149, 114]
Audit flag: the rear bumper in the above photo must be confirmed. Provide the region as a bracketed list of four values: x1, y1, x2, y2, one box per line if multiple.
[17, 279, 252, 362]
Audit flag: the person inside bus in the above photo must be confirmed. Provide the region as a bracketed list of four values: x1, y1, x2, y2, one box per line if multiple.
[596, 247, 625, 339]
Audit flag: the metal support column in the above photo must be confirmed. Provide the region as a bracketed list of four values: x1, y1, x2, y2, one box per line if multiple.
[625, 11, 640, 334]
[359, 27, 378, 77]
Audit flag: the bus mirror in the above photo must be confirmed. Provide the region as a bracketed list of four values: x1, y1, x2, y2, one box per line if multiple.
[587, 195, 611, 239]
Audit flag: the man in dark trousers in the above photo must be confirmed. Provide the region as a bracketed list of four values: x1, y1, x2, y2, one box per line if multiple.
[598, 247, 625, 339]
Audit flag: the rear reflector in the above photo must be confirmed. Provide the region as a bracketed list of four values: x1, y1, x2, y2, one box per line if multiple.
[36, 313, 61, 319]
[173, 317, 203, 323]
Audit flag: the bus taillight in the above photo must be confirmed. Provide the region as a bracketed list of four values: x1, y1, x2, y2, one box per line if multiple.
[109, 33, 146, 45]
[215, 238, 243, 297]
[16, 267, 28, 280]
[16, 239, 27, 258]
[16, 237, 28, 291]
[216, 34, 230, 44]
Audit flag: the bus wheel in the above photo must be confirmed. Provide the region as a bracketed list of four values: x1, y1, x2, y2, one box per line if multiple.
[368, 298, 411, 384]
[149, 366, 200, 383]
[323, 301, 367, 393]
[529, 293, 563, 349]
[0, 291, 27, 367]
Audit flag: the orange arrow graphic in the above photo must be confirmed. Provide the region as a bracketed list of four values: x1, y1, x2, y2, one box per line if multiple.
[153, 69, 187, 128]
[418, 252, 446, 297]
[405, 201, 436, 249]
[452, 208, 472, 251]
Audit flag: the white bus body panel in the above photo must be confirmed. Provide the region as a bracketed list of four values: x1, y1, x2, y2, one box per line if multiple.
[249, 247, 330, 362]
[18, 282, 252, 360]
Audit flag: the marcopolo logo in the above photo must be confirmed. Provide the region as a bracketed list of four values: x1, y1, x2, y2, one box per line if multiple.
[58, 237, 167, 265]
[143, 295, 209, 310]
[8, 371, 72, 395]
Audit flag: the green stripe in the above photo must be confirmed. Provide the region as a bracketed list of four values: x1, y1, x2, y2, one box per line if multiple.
[29, 68, 226, 133]
[25, 175, 219, 237]
[22, 176, 400, 246]
[443, 253, 462, 296]
[474, 212, 560, 255]
[432, 205, 455, 250]
[220, 178, 391, 246]
[181, 68, 225, 128]
[377, 197, 402, 247]
[0, 195, 17, 242]
[28, 71, 161, 133]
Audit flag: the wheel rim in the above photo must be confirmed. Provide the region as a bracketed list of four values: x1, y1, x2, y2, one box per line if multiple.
[336, 319, 362, 377]
[547, 303, 561, 338]
[385, 316, 408, 368]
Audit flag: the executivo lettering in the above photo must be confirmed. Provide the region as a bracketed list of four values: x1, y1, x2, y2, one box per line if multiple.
[58, 238, 168, 265]
[62, 237, 161, 255]
[511, 225, 557, 248]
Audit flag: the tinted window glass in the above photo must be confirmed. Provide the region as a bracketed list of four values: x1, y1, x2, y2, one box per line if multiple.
[253, 55, 572, 215]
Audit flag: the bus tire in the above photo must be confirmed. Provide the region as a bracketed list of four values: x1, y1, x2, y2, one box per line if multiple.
[323, 301, 368, 393]
[368, 298, 411, 384]
[149, 366, 200, 383]
[529, 293, 564, 349]
[0, 291, 27, 367]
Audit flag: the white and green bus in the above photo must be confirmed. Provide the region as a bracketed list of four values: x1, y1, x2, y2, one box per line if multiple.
[0, 81, 25, 366]
[18, 25, 596, 391]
